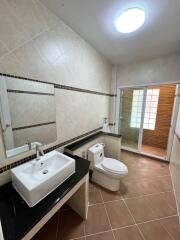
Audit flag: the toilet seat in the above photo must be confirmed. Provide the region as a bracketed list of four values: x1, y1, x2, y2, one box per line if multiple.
[101, 157, 128, 174]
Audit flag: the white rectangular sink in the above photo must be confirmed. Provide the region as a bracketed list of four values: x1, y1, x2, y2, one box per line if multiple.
[11, 151, 75, 207]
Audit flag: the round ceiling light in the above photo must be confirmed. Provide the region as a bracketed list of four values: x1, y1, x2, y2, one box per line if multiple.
[115, 8, 145, 33]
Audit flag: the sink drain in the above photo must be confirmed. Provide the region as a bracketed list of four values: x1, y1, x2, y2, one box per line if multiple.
[42, 170, 48, 174]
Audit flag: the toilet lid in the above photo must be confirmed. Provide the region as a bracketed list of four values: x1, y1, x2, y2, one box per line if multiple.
[101, 158, 127, 174]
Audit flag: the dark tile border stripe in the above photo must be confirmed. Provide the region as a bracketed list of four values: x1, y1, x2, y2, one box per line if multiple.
[0, 127, 102, 174]
[7, 89, 54, 96]
[12, 122, 56, 131]
[54, 84, 116, 97]
[109, 123, 116, 126]
[0, 72, 54, 85]
[0, 73, 116, 97]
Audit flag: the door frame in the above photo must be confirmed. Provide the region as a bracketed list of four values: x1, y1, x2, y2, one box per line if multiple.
[138, 87, 147, 151]
[166, 84, 180, 161]
[0, 76, 14, 150]
[116, 86, 146, 152]
[116, 82, 180, 161]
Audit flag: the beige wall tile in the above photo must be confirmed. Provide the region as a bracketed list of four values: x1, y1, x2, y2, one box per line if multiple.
[103, 136, 121, 160]
[109, 97, 116, 124]
[13, 40, 57, 82]
[73, 136, 103, 158]
[55, 89, 109, 143]
[0, 41, 9, 59]
[13, 123, 57, 147]
[0, 0, 112, 170]
[72, 135, 121, 161]
[0, 0, 30, 51]
[8, 93, 56, 128]
[7, 78, 54, 94]
[6, 0, 58, 38]
[0, 53, 28, 77]
[116, 54, 180, 87]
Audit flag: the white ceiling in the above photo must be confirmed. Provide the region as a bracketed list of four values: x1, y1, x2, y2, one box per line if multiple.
[41, 0, 180, 64]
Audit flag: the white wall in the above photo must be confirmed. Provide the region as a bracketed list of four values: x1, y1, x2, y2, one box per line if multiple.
[116, 54, 180, 87]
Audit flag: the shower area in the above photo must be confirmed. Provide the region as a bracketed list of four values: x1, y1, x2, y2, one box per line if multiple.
[118, 84, 178, 160]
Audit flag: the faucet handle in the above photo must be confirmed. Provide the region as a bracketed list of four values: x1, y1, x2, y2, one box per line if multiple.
[36, 143, 44, 159]
[26, 140, 31, 150]
[36, 143, 42, 147]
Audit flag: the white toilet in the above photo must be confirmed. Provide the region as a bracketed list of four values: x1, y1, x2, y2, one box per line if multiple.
[88, 143, 128, 191]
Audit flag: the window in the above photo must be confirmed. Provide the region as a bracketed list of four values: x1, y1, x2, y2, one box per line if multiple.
[130, 88, 159, 130]
[143, 89, 159, 130]
[130, 89, 144, 128]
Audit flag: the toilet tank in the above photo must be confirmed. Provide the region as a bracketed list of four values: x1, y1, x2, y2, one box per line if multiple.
[88, 143, 104, 170]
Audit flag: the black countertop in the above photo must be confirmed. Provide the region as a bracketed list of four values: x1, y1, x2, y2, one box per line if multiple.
[0, 155, 90, 240]
[65, 131, 121, 152]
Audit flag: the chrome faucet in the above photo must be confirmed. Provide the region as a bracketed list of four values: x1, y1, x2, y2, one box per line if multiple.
[26, 141, 31, 150]
[36, 143, 44, 160]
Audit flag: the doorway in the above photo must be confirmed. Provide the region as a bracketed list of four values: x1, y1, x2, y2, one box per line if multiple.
[118, 84, 178, 160]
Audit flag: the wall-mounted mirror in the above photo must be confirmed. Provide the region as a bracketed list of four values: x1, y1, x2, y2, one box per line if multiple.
[0, 76, 57, 158]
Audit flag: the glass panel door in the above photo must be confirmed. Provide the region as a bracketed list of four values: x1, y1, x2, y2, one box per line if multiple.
[119, 87, 145, 150]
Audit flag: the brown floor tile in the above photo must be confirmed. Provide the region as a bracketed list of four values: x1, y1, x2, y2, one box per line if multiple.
[125, 196, 156, 223]
[86, 231, 114, 240]
[85, 204, 111, 235]
[125, 192, 177, 223]
[113, 225, 143, 240]
[32, 212, 59, 240]
[160, 216, 180, 240]
[58, 209, 85, 240]
[141, 145, 167, 158]
[100, 187, 123, 202]
[121, 151, 170, 182]
[147, 193, 177, 218]
[89, 186, 103, 205]
[150, 176, 172, 193]
[105, 200, 134, 229]
[164, 191, 177, 211]
[122, 179, 156, 198]
[138, 220, 172, 240]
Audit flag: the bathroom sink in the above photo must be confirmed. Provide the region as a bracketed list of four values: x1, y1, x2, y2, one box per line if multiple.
[11, 151, 75, 207]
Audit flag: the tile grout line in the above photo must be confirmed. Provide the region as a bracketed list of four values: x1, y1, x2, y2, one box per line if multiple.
[122, 199, 146, 240]
[124, 174, 171, 180]
[137, 214, 178, 225]
[0, 11, 62, 62]
[169, 164, 180, 221]
[88, 190, 173, 206]
[68, 209, 177, 240]
[123, 191, 178, 240]
[55, 211, 61, 240]
[82, 229, 117, 239]
[70, 213, 178, 240]
[99, 189, 116, 240]
[123, 190, 173, 200]
[159, 221, 175, 240]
